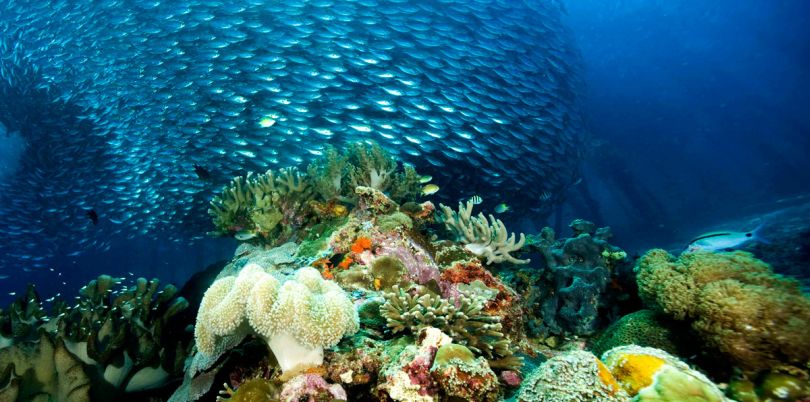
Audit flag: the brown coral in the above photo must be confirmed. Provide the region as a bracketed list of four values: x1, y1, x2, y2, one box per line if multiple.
[635, 249, 810, 374]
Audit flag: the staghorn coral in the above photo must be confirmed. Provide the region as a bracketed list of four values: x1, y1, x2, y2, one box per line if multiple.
[380, 286, 516, 366]
[600, 345, 729, 402]
[517, 350, 626, 402]
[636, 249, 810, 374]
[195, 264, 359, 374]
[438, 200, 529, 265]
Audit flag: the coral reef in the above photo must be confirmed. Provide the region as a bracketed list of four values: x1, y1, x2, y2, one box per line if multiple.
[438, 200, 529, 265]
[510, 221, 634, 337]
[588, 309, 692, 358]
[600, 345, 728, 401]
[209, 141, 423, 245]
[636, 249, 810, 374]
[0, 274, 194, 401]
[380, 285, 517, 366]
[430, 343, 501, 402]
[728, 369, 810, 402]
[195, 263, 359, 374]
[517, 350, 626, 402]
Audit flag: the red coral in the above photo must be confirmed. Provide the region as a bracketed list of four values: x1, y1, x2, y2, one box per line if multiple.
[351, 236, 373, 254]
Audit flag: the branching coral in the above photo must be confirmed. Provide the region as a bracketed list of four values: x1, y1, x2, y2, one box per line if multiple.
[438, 200, 528, 265]
[380, 286, 517, 367]
[195, 264, 359, 374]
[636, 249, 810, 374]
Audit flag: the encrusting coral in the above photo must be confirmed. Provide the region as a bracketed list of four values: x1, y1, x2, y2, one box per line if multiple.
[438, 199, 529, 265]
[195, 263, 359, 374]
[635, 249, 810, 375]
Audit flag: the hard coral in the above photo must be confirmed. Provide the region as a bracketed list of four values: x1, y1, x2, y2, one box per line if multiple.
[636, 249, 810, 374]
[601, 345, 728, 402]
[439, 200, 529, 265]
[517, 350, 626, 402]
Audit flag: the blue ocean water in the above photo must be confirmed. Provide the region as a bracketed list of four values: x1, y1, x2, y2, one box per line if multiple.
[562, 0, 810, 251]
[0, 0, 809, 400]
[0, 0, 807, 305]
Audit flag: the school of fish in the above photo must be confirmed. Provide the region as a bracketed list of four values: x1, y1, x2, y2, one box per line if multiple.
[0, 0, 586, 269]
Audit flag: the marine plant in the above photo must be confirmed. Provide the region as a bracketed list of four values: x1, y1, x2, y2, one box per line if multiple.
[635, 249, 810, 375]
[438, 199, 529, 265]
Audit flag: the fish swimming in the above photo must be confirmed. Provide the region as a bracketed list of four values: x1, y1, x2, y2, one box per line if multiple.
[0, 0, 585, 269]
[469, 195, 483, 205]
[193, 164, 211, 180]
[686, 225, 766, 252]
[422, 184, 440, 196]
[494, 203, 511, 214]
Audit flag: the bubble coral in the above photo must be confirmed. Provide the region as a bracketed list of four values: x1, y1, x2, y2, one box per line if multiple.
[635, 249, 810, 374]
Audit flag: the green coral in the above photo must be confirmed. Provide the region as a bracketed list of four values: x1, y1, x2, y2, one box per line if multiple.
[370, 256, 408, 291]
[380, 286, 516, 366]
[377, 211, 413, 232]
[636, 249, 810, 374]
[588, 309, 689, 358]
[209, 142, 423, 245]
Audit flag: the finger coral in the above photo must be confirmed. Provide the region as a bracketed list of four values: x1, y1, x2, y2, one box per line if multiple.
[635, 249, 810, 375]
[195, 264, 359, 375]
[438, 200, 529, 265]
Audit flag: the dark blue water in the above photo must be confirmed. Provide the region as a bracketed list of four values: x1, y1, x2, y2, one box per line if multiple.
[561, 0, 810, 251]
[1, 0, 809, 306]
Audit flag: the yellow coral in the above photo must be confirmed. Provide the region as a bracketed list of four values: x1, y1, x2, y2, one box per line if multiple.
[601, 345, 728, 402]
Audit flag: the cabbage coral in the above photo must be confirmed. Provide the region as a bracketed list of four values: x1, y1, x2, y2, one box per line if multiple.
[439, 200, 529, 265]
[195, 264, 359, 374]
[635, 249, 810, 374]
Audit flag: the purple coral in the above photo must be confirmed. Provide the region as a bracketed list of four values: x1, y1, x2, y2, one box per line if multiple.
[279, 373, 347, 402]
[373, 232, 440, 285]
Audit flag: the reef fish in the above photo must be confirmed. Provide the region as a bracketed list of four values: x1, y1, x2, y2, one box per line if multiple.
[0, 0, 586, 269]
[686, 225, 766, 252]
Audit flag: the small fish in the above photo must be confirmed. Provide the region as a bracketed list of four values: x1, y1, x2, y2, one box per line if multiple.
[469, 195, 483, 205]
[193, 164, 211, 180]
[538, 191, 552, 201]
[419, 175, 433, 184]
[494, 203, 510, 213]
[0, 274, 8, 280]
[234, 230, 258, 241]
[421, 184, 440, 195]
[686, 224, 766, 252]
[85, 209, 99, 225]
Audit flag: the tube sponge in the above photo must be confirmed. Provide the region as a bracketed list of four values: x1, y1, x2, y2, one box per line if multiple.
[195, 264, 359, 373]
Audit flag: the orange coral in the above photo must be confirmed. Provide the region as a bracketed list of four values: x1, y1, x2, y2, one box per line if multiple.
[338, 256, 353, 270]
[351, 236, 372, 254]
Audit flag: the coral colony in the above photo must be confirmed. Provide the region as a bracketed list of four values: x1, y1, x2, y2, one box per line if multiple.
[1, 143, 808, 401]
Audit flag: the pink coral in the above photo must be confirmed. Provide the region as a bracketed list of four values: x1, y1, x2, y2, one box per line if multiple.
[279, 373, 347, 402]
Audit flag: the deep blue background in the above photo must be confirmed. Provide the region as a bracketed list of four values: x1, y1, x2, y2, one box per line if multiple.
[560, 0, 810, 250]
[2, 0, 809, 305]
